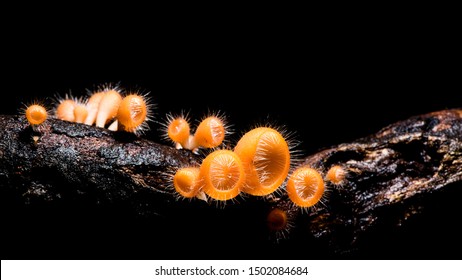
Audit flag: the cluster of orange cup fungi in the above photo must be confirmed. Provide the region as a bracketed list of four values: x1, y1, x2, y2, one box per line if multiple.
[163, 113, 229, 153]
[22, 84, 348, 214]
[286, 164, 347, 210]
[168, 113, 349, 212]
[56, 86, 152, 135]
[24, 85, 152, 135]
[171, 125, 295, 203]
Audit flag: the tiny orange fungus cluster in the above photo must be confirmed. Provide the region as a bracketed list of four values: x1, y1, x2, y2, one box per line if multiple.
[21, 82, 349, 240]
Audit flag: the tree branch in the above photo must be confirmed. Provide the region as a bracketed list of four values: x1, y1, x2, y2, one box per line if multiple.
[1, 110, 461, 259]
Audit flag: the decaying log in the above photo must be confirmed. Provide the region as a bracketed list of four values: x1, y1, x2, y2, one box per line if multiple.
[1, 110, 461, 259]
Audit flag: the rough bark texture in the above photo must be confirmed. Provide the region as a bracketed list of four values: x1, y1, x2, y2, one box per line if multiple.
[1, 110, 461, 259]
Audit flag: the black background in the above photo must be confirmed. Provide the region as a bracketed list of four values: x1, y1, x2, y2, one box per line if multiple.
[1, 11, 461, 260]
[2, 18, 459, 155]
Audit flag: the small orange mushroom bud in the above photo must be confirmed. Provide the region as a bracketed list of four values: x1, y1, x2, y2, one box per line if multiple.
[266, 206, 295, 241]
[25, 104, 48, 125]
[286, 166, 325, 208]
[173, 167, 202, 199]
[267, 208, 288, 232]
[326, 165, 347, 185]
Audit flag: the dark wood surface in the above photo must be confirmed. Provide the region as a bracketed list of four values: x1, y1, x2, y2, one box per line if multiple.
[1, 109, 461, 260]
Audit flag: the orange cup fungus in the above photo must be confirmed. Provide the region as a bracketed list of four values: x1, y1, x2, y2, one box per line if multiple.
[55, 99, 77, 122]
[117, 93, 151, 135]
[267, 208, 288, 232]
[326, 165, 347, 185]
[166, 116, 191, 147]
[73, 102, 88, 124]
[25, 104, 48, 126]
[164, 113, 229, 152]
[194, 116, 226, 149]
[286, 166, 325, 208]
[56, 98, 89, 124]
[51, 86, 152, 136]
[173, 167, 202, 199]
[234, 127, 291, 196]
[199, 149, 244, 201]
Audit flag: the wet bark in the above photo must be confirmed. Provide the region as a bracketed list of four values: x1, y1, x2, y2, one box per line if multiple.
[1, 109, 461, 259]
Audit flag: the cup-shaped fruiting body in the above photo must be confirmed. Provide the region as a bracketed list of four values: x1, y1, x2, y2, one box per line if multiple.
[55, 99, 76, 122]
[234, 127, 291, 196]
[326, 165, 347, 185]
[163, 112, 228, 152]
[166, 116, 191, 149]
[266, 206, 295, 241]
[173, 167, 202, 199]
[194, 115, 227, 149]
[55, 97, 88, 124]
[117, 93, 150, 134]
[199, 149, 244, 201]
[73, 102, 88, 124]
[84, 91, 105, 125]
[25, 104, 48, 125]
[95, 89, 122, 128]
[286, 166, 325, 208]
[267, 208, 288, 232]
